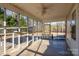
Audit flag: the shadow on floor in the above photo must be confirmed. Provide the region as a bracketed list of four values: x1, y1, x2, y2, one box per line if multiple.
[17, 35, 73, 56]
[16, 41, 33, 56]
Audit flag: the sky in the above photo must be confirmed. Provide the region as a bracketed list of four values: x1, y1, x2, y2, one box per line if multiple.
[6, 9, 28, 18]
[6, 9, 13, 16]
[44, 21, 65, 25]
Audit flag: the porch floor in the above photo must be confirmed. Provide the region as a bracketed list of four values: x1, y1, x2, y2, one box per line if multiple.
[18, 39, 72, 56]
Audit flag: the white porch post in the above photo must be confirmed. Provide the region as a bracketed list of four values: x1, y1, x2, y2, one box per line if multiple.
[26, 16, 29, 46]
[26, 33, 28, 46]
[43, 21, 45, 39]
[65, 20, 67, 39]
[3, 8, 6, 54]
[32, 19, 34, 43]
[12, 32, 15, 49]
[41, 22, 43, 39]
[18, 28, 20, 49]
[61, 23, 63, 33]
[42, 21, 43, 39]
[0, 35, 3, 46]
[41, 21, 43, 39]
[32, 35, 34, 42]
[50, 22, 51, 35]
[17, 13, 20, 49]
[57, 23, 58, 39]
[49, 22, 52, 39]
[36, 21, 39, 41]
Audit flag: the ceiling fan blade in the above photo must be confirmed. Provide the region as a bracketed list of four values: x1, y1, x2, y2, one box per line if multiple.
[41, 4, 47, 15]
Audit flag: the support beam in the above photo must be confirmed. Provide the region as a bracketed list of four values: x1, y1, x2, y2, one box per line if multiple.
[17, 13, 20, 49]
[49, 23, 51, 36]
[42, 21, 44, 39]
[32, 19, 34, 43]
[26, 16, 29, 46]
[49, 22, 52, 39]
[41, 22, 42, 39]
[42, 21, 45, 39]
[65, 20, 67, 39]
[0, 35, 3, 46]
[18, 28, 20, 49]
[3, 8, 6, 54]
[39, 21, 42, 40]
[12, 32, 15, 49]
[36, 21, 39, 41]
[57, 23, 58, 39]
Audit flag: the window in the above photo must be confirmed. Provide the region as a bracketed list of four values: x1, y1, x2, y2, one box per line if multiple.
[71, 10, 76, 40]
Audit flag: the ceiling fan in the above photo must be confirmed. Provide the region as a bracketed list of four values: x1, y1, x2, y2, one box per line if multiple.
[41, 4, 48, 15]
[41, 4, 53, 15]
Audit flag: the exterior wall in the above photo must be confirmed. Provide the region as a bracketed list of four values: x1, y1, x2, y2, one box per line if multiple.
[66, 4, 79, 55]
[76, 4, 79, 55]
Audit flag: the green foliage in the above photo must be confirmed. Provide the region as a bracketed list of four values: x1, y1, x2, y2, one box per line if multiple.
[0, 8, 4, 19]
[6, 16, 27, 27]
[0, 8, 27, 27]
[0, 8, 4, 27]
[19, 16, 27, 27]
[6, 16, 17, 27]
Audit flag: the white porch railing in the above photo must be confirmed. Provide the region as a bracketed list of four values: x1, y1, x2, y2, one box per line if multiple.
[0, 27, 41, 55]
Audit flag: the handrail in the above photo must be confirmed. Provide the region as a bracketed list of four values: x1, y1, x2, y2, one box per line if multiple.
[0, 27, 27, 30]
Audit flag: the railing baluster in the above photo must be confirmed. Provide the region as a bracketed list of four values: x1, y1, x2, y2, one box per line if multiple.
[12, 32, 15, 49]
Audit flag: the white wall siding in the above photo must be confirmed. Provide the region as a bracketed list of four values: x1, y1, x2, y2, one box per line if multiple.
[66, 4, 79, 55]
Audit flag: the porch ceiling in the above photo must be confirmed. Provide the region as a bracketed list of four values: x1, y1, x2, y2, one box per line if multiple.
[0, 3, 74, 22]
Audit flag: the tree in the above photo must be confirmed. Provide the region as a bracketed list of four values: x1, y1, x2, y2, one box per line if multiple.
[6, 16, 17, 27]
[19, 16, 27, 27]
[0, 8, 27, 27]
[0, 8, 4, 27]
[0, 8, 4, 19]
